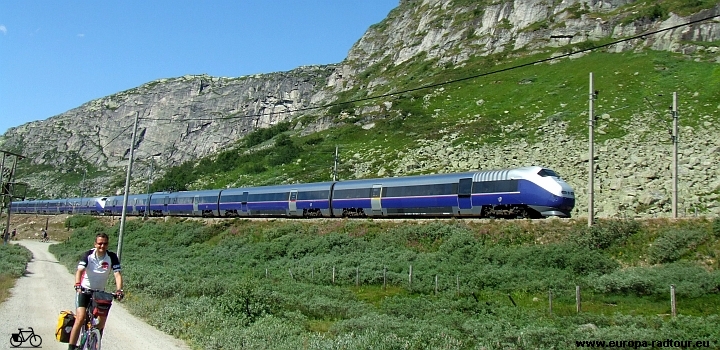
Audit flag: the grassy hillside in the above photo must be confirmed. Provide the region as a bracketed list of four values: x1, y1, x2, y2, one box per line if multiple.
[49, 216, 720, 349]
[150, 47, 720, 193]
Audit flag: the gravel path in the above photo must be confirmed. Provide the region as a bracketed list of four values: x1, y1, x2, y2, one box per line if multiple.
[0, 240, 191, 350]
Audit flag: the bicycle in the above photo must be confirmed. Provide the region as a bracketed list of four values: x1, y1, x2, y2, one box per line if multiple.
[76, 288, 121, 350]
[10, 327, 42, 348]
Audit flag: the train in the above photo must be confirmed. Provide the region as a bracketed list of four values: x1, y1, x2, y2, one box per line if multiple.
[9, 166, 575, 219]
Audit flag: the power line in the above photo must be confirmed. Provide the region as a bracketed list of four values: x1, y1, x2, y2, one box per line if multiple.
[138, 14, 718, 123]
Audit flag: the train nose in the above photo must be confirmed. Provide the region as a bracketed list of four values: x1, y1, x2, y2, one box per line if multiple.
[560, 196, 575, 213]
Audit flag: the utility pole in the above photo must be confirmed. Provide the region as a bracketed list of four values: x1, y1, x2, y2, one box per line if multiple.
[588, 73, 595, 227]
[117, 112, 140, 261]
[671, 92, 678, 218]
[1, 150, 24, 239]
[333, 145, 339, 181]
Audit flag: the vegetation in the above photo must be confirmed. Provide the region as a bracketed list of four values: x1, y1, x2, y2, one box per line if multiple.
[0, 243, 32, 303]
[44, 216, 720, 349]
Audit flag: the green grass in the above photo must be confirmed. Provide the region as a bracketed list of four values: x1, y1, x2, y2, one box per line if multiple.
[40, 216, 720, 349]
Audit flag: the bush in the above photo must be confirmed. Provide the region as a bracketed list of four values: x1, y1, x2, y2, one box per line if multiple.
[574, 219, 641, 249]
[592, 262, 720, 297]
[65, 215, 100, 229]
[648, 227, 708, 264]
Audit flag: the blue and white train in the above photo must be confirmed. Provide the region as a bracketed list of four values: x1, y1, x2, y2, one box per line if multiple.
[10, 166, 575, 219]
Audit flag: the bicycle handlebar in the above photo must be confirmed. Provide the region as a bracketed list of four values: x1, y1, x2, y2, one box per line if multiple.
[79, 287, 123, 299]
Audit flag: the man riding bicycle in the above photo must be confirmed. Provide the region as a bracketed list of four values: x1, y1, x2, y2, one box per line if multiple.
[68, 233, 124, 350]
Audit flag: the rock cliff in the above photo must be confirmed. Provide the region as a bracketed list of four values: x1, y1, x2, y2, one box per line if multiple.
[1, 0, 719, 219]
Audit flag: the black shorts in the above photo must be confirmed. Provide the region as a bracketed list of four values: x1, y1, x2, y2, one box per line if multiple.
[75, 291, 92, 309]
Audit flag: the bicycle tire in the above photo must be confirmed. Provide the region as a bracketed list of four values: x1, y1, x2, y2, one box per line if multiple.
[9, 335, 21, 347]
[83, 329, 102, 350]
[29, 334, 42, 347]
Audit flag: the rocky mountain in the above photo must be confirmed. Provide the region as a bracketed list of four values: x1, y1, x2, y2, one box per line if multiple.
[1, 0, 719, 218]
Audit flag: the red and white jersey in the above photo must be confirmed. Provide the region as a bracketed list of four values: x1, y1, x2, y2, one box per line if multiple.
[77, 248, 122, 291]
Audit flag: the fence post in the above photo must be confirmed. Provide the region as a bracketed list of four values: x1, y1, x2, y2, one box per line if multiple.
[435, 275, 438, 295]
[456, 275, 459, 297]
[671, 284, 677, 317]
[356, 267, 359, 287]
[383, 266, 387, 290]
[408, 265, 413, 288]
[576, 285, 581, 313]
[332, 266, 336, 284]
[311, 267, 314, 280]
[549, 289, 553, 315]
[265, 268, 268, 278]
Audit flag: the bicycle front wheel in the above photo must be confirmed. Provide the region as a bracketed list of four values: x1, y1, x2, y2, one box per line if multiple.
[29, 334, 42, 347]
[81, 329, 101, 350]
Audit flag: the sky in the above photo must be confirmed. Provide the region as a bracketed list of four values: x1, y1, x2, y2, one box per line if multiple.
[0, 1, 398, 134]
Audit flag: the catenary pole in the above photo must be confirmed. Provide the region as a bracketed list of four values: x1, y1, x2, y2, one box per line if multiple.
[117, 112, 140, 261]
[672, 92, 678, 218]
[588, 72, 595, 227]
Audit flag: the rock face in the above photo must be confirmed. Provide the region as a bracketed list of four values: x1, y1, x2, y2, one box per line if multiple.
[1, 0, 719, 218]
[1, 67, 336, 196]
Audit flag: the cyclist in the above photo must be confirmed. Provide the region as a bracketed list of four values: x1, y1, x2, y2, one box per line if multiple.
[68, 233, 124, 350]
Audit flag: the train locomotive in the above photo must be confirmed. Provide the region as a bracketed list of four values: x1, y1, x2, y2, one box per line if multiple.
[10, 166, 575, 219]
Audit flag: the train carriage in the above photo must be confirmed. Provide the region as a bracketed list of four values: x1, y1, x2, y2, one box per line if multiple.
[161, 190, 221, 217]
[219, 182, 334, 218]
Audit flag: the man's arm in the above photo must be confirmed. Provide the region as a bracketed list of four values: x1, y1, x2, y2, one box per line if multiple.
[75, 267, 85, 288]
[114, 271, 123, 290]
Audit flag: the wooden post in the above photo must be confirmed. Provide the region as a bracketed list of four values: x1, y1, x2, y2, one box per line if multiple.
[383, 266, 387, 290]
[311, 267, 314, 280]
[288, 268, 294, 280]
[549, 289, 553, 315]
[265, 268, 268, 278]
[408, 265, 413, 288]
[356, 267, 359, 287]
[576, 285, 581, 313]
[434, 275, 438, 295]
[456, 275, 460, 296]
[332, 266, 335, 284]
[671, 284, 677, 317]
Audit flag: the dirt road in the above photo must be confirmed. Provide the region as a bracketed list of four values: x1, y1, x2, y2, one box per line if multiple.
[0, 240, 191, 350]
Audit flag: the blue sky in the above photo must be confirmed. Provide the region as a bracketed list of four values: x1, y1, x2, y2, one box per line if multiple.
[0, 1, 397, 134]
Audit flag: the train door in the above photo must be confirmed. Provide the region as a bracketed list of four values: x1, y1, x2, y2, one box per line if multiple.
[163, 196, 170, 215]
[288, 190, 298, 216]
[193, 195, 200, 216]
[458, 178, 473, 211]
[131, 198, 138, 215]
[241, 191, 249, 214]
[371, 185, 382, 215]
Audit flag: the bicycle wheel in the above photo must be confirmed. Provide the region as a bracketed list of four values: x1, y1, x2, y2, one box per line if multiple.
[29, 334, 42, 347]
[83, 329, 102, 350]
[9, 335, 22, 347]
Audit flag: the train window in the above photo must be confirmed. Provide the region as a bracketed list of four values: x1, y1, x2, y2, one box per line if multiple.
[333, 188, 371, 199]
[537, 169, 558, 177]
[248, 192, 289, 202]
[384, 183, 456, 197]
[199, 196, 218, 203]
[473, 180, 519, 193]
[371, 187, 381, 198]
[297, 190, 330, 200]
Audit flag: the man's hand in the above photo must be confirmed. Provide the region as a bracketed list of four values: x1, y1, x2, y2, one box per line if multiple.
[115, 289, 125, 301]
[74, 283, 82, 292]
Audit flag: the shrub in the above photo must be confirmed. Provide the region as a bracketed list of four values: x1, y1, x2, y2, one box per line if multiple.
[574, 219, 640, 250]
[648, 227, 708, 264]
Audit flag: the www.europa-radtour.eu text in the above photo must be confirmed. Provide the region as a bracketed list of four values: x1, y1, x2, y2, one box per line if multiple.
[575, 339, 713, 348]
